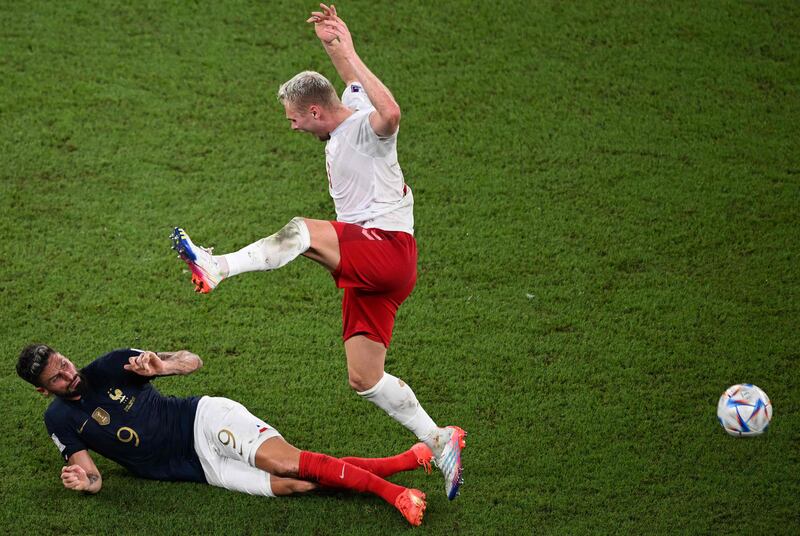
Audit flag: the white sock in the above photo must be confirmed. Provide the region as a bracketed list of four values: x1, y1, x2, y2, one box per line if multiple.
[221, 217, 311, 278]
[357, 372, 441, 449]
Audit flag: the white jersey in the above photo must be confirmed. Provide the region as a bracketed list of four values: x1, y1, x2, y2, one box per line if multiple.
[324, 83, 414, 234]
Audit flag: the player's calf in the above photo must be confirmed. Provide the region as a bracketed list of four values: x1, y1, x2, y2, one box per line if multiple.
[222, 217, 311, 277]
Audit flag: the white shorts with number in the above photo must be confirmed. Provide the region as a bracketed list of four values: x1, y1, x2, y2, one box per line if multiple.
[193, 396, 282, 497]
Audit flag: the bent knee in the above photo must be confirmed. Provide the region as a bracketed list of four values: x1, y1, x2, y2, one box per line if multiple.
[349, 373, 383, 393]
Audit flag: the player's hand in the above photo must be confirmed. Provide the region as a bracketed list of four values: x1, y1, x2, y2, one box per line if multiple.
[61, 464, 89, 491]
[123, 351, 165, 376]
[307, 3, 338, 44]
[308, 4, 354, 52]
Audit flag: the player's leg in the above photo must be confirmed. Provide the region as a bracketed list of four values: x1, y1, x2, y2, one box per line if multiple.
[341, 442, 433, 478]
[346, 335, 467, 501]
[299, 218, 340, 271]
[196, 397, 425, 525]
[170, 218, 339, 293]
[220, 218, 340, 274]
[254, 436, 426, 526]
[269, 475, 318, 496]
[336, 227, 468, 500]
[252, 434, 431, 479]
[346, 335, 441, 445]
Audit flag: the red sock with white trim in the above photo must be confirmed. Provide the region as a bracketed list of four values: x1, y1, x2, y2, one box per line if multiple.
[298, 451, 404, 505]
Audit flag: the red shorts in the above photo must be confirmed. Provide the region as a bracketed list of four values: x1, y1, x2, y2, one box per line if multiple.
[330, 221, 417, 348]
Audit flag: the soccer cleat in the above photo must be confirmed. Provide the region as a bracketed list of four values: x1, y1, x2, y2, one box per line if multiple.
[170, 227, 223, 293]
[410, 442, 433, 474]
[434, 426, 466, 500]
[394, 488, 426, 527]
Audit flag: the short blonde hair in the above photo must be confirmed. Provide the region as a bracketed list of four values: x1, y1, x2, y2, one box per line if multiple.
[277, 71, 339, 111]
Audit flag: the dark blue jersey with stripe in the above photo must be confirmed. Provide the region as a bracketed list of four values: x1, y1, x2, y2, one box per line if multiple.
[43, 349, 206, 483]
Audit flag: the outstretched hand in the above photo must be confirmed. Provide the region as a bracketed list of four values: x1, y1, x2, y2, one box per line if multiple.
[307, 3, 354, 53]
[123, 351, 165, 376]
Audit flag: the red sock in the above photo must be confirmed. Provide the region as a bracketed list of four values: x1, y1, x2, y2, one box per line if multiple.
[341, 448, 419, 478]
[299, 451, 404, 505]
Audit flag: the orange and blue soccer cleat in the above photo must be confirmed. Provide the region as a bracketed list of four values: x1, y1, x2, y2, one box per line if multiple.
[394, 488, 426, 526]
[435, 426, 467, 500]
[410, 442, 434, 474]
[170, 227, 223, 293]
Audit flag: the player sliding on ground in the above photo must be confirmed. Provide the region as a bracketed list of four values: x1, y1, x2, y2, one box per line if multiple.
[16, 344, 432, 526]
[170, 3, 466, 500]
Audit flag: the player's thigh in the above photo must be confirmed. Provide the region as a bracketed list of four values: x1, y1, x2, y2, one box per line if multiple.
[200, 397, 282, 466]
[335, 226, 417, 293]
[301, 218, 340, 272]
[212, 457, 275, 497]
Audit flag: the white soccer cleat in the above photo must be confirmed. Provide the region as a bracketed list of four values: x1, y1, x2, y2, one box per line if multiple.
[433, 426, 466, 500]
[170, 227, 224, 293]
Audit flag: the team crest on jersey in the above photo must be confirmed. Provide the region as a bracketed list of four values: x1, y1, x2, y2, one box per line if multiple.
[108, 387, 137, 412]
[92, 407, 111, 426]
[108, 388, 127, 403]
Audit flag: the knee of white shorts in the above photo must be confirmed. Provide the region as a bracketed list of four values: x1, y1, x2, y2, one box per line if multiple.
[213, 457, 276, 497]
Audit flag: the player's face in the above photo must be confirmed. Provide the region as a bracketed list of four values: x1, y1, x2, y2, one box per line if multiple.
[38, 353, 84, 399]
[283, 103, 329, 141]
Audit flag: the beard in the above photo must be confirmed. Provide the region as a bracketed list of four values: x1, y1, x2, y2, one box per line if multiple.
[65, 369, 90, 397]
[318, 133, 331, 141]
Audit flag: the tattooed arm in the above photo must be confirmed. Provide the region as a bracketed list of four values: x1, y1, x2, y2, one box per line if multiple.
[62, 450, 102, 494]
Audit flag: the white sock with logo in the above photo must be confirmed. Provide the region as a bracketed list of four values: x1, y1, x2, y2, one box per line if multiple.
[357, 372, 443, 452]
[220, 217, 311, 278]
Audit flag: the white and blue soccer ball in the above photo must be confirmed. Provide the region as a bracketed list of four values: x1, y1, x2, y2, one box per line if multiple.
[717, 384, 772, 437]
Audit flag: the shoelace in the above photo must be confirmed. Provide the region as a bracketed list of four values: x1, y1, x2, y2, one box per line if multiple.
[417, 455, 432, 474]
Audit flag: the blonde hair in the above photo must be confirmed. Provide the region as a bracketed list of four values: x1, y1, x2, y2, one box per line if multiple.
[277, 71, 339, 111]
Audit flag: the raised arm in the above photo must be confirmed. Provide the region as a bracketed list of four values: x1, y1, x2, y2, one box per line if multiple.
[62, 450, 102, 494]
[308, 4, 401, 137]
[123, 350, 203, 377]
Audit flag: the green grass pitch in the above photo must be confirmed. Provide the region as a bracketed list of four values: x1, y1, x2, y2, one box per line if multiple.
[1, 1, 798, 534]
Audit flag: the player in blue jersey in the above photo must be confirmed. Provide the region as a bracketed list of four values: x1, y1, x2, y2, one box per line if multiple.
[16, 344, 432, 526]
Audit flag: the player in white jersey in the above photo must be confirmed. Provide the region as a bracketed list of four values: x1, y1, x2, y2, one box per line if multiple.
[170, 4, 465, 500]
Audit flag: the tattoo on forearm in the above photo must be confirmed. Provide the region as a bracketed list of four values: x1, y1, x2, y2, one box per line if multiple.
[156, 351, 201, 375]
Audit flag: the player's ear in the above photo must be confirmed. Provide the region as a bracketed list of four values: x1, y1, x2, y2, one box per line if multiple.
[35, 386, 51, 398]
[309, 105, 321, 119]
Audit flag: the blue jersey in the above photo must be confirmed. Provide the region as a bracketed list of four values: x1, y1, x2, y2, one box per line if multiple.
[44, 349, 206, 483]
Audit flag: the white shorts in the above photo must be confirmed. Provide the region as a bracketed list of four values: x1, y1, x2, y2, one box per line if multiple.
[193, 396, 282, 497]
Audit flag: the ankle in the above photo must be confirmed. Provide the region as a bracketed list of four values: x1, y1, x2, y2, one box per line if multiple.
[214, 255, 230, 278]
[422, 427, 449, 458]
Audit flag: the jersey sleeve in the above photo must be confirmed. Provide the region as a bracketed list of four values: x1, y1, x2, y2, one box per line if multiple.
[91, 348, 152, 386]
[44, 409, 87, 462]
[342, 82, 400, 146]
[342, 82, 373, 111]
[347, 111, 397, 158]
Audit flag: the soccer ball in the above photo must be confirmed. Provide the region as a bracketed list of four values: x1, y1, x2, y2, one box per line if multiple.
[717, 384, 772, 437]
